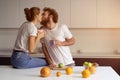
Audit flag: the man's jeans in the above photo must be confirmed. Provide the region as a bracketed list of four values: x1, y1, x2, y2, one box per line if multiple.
[11, 51, 47, 69]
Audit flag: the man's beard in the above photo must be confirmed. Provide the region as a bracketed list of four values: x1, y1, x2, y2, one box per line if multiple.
[40, 18, 50, 26]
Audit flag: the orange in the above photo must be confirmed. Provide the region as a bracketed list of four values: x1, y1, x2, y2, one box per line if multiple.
[82, 69, 91, 78]
[40, 67, 51, 77]
[56, 71, 61, 77]
[89, 66, 96, 74]
[65, 67, 73, 75]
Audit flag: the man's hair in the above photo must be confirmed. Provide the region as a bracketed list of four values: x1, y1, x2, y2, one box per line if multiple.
[43, 7, 58, 23]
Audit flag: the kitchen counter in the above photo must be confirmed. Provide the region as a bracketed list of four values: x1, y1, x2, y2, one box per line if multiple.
[1, 50, 120, 58]
[31, 52, 120, 58]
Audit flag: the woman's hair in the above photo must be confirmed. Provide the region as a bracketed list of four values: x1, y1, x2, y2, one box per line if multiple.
[43, 7, 58, 23]
[24, 7, 40, 22]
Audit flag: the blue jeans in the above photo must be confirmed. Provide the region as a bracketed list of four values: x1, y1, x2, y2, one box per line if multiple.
[11, 50, 47, 69]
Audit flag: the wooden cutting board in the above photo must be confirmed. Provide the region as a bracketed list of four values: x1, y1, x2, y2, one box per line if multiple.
[51, 66, 72, 70]
[51, 66, 67, 70]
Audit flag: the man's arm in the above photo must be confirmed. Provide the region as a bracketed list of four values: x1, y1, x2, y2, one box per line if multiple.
[41, 43, 55, 66]
[55, 37, 75, 46]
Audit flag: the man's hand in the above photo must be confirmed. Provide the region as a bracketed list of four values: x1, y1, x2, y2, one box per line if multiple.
[55, 40, 63, 46]
[48, 63, 56, 69]
[55, 37, 75, 46]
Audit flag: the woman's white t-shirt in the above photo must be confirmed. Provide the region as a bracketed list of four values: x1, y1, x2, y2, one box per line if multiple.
[41, 23, 75, 65]
[14, 22, 37, 52]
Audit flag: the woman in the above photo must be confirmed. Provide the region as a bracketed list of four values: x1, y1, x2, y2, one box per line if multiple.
[11, 7, 47, 69]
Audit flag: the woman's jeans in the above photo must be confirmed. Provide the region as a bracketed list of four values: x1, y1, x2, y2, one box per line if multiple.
[11, 50, 47, 69]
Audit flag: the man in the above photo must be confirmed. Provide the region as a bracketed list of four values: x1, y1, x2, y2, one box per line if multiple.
[40, 7, 75, 67]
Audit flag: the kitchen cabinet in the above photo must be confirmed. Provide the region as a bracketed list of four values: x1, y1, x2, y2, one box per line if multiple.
[0, 0, 19, 28]
[97, 0, 120, 28]
[1, 0, 120, 28]
[71, 0, 97, 28]
[71, 0, 120, 28]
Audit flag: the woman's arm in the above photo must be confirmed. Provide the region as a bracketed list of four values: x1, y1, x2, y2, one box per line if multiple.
[28, 31, 45, 53]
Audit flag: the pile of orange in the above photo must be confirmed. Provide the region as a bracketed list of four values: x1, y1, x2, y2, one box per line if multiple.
[82, 66, 96, 78]
[82, 62, 98, 78]
[40, 62, 98, 78]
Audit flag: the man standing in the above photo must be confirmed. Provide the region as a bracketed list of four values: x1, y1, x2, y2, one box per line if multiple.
[40, 7, 75, 67]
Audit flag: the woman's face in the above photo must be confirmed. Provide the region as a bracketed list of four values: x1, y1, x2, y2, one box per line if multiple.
[36, 12, 42, 22]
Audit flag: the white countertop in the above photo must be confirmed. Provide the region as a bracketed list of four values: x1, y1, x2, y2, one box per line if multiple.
[0, 66, 120, 80]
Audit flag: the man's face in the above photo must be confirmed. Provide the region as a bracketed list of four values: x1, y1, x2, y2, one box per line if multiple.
[40, 11, 50, 26]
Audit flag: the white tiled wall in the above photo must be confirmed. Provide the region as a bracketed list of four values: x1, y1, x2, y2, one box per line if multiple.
[0, 29, 17, 50]
[70, 28, 120, 53]
[1, 28, 120, 55]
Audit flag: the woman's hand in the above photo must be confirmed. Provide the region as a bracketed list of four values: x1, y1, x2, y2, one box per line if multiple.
[37, 30, 45, 39]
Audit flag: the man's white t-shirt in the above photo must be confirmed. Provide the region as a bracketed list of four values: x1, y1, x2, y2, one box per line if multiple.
[41, 23, 74, 65]
[14, 22, 37, 52]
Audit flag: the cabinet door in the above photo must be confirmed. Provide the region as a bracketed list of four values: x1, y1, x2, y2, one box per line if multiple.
[97, 0, 120, 28]
[19, 0, 45, 27]
[45, 0, 70, 27]
[0, 0, 19, 28]
[71, 0, 97, 28]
